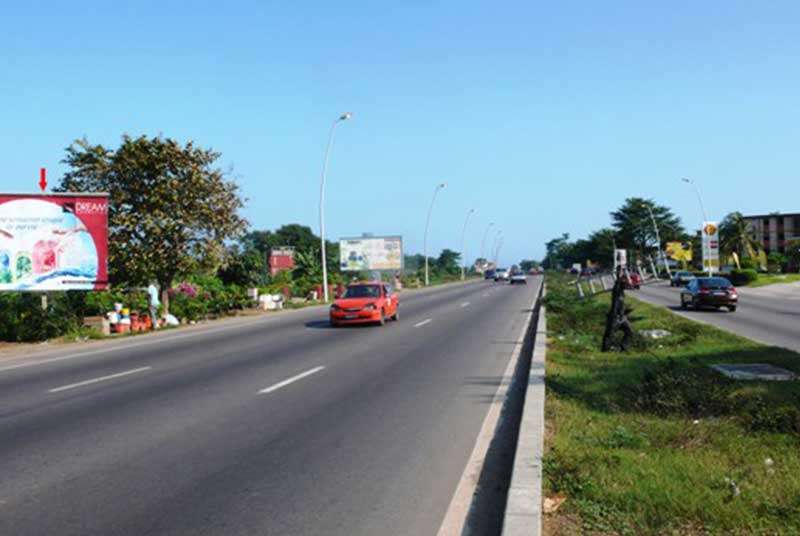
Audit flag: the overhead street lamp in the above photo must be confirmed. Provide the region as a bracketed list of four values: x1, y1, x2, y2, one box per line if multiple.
[319, 112, 352, 303]
[640, 202, 672, 279]
[423, 182, 447, 286]
[491, 230, 502, 265]
[494, 237, 505, 265]
[460, 208, 476, 280]
[480, 222, 494, 270]
[682, 177, 711, 276]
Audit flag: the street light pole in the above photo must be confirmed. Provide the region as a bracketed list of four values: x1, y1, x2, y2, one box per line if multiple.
[494, 237, 504, 265]
[460, 208, 475, 280]
[490, 230, 502, 266]
[480, 222, 494, 270]
[423, 182, 447, 286]
[641, 203, 672, 278]
[682, 177, 711, 276]
[319, 112, 352, 303]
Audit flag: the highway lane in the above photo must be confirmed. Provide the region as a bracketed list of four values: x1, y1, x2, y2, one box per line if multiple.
[0, 276, 542, 536]
[635, 280, 800, 352]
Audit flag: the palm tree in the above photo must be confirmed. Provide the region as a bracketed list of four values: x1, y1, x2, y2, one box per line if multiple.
[719, 211, 761, 267]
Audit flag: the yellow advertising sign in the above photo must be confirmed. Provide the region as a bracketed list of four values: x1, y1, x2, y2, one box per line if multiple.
[665, 241, 692, 262]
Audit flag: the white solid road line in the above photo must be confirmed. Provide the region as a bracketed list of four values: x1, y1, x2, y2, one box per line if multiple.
[48, 366, 152, 393]
[414, 319, 432, 328]
[258, 366, 325, 395]
[460, 302, 470, 308]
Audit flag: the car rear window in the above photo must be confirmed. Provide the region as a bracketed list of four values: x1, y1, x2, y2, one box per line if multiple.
[344, 285, 381, 298]
[699, 278, 732, 289]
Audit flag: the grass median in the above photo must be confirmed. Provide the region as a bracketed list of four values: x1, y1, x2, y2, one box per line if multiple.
[747, 273, 800, 288]
[543, 273, 800, 535]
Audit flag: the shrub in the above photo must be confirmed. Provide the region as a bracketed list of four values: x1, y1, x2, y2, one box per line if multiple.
[767, 252, 788, 274]
[0, 293, 82, 342]
[728, 268, 758, 286]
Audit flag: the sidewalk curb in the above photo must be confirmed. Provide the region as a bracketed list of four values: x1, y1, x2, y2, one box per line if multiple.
[502, 286, 546, 536]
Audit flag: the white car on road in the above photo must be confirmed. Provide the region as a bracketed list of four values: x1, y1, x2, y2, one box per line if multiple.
[494, 268, 510, 282]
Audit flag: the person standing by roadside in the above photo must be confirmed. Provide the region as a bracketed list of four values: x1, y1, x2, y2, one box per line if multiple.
[147, 281, 160, 330]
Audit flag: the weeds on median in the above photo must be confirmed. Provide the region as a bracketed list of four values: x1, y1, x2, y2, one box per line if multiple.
[542, 273, 800, 535]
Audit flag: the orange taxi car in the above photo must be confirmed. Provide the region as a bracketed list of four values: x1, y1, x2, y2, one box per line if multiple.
[330, 281, 399, 327]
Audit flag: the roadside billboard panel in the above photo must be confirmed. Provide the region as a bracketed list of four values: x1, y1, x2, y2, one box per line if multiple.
[666, 241, 693, 262]
[0, 193, 109, 291]
[339, 236, 403, 271]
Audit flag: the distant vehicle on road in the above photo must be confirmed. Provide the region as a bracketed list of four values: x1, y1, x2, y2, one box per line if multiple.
[494, 268, 510, 282]
[621, 271, 642, 290]
[330, 282, 399, 326]
[671, 270, 696, 287]
[509, 268, 527, 285]
[484, 269, 497, 280]
[680, 277, 738, 312]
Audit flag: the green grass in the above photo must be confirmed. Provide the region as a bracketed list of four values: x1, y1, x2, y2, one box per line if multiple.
[747, 273, 800, 288]
[543, 273, 800, 535]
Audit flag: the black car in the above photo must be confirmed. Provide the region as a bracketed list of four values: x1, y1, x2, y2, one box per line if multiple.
[680, 277, 738, 312]
[484, 269, 497, 280]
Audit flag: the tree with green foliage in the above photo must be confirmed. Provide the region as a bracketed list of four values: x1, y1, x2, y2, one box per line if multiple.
[436, 249, 461, 275]
[542, 233, 570, 269]
[519, 259, 539, 272]
[217, 245, 267, 287]
[719, 211, 761, 267]
[57, 135, 246, 312]
[611, 198, 684, 260]
[243, 224, 340, 276]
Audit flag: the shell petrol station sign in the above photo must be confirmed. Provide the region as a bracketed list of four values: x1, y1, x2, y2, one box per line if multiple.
[702, 221, 720, 273]
[0, 193, 109, 291]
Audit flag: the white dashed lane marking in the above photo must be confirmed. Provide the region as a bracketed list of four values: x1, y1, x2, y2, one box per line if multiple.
[258, 366, 325, 395]
[48, 366, 152, 393]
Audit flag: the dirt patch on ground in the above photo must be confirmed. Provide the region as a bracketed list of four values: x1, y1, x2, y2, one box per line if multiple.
[543, 511, 582, 535]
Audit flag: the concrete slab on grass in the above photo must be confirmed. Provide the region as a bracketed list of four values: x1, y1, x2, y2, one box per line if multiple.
[711, 363, 797, 381]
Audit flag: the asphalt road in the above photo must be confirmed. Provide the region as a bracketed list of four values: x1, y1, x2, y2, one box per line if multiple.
[634, 280, 800, 352]
[0, 276, 542, 536]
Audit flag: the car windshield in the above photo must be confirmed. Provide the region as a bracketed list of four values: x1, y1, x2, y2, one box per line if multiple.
[699, 278, 732, 289]
[344, 285, 381, 298]
[678, 271, 693, 277]
[498, 268, 508, 272]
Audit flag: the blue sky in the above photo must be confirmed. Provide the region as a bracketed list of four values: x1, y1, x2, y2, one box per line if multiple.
[2, 1, 799, 264]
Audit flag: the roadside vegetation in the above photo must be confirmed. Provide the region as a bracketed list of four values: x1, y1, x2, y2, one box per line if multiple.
[541, 200, 800, 288]
[746, 273, 800, 288]
[0, 135, 476, 344]
[542, 272, 800, 535]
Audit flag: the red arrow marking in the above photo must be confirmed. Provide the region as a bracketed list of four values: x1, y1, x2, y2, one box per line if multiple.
[39, 167, 47, 192]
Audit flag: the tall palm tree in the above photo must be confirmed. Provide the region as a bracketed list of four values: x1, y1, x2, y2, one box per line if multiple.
[719, 211, 761, 266]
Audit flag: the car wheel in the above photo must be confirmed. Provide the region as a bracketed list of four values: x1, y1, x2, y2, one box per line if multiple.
[728, 305, 737, 312]
[378, 311, 386, 326]
[680, 296, 688, 309]
[331, 320, 340, 328]
[392, 309, 399, 321]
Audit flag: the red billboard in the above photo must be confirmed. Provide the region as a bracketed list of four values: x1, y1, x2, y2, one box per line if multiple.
[0, 193, 109, 291]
